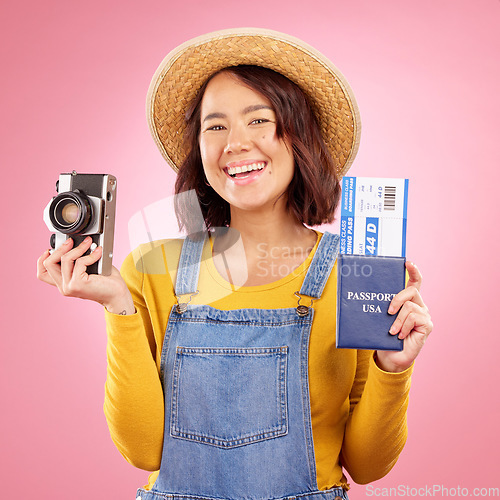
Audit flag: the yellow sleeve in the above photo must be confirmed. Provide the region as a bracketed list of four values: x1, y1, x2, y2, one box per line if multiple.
[103, 250, 165, 471]
[340, 351, 413, 484]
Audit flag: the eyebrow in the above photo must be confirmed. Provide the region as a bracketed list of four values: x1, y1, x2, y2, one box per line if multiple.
[243, 104, 273, 114]
[202, 104, 274, 123]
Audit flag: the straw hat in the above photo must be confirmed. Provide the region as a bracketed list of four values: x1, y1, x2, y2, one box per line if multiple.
[147, 28, 361, 178]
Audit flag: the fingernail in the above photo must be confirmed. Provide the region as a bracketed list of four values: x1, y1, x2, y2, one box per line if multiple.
[388, 305, 394, 314]
[84, 236, 92, 243]
[389, 326, 396, 334]
[64, 238, 72, 245]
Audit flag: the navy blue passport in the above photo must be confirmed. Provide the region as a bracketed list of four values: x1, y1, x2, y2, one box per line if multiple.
[336, 254, 405, 351]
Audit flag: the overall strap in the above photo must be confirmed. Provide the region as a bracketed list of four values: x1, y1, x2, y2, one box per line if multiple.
[174, 233, 207, 296]
[299, 232, 340, 299]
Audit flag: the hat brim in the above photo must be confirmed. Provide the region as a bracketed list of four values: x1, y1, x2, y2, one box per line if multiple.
[147, 28, 361, 177]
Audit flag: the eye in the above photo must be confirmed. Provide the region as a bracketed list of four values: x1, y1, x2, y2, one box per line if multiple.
[205, 124, 226, 131]
[250, 118, 271, 125]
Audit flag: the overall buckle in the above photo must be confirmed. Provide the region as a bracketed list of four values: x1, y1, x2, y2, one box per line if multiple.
[294, 291, 314, 317]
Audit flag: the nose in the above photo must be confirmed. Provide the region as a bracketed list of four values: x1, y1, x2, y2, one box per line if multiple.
[223, 124, 251, 154]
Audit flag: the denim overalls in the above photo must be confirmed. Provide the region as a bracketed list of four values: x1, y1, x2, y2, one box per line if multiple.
[136, 232, 347, 500]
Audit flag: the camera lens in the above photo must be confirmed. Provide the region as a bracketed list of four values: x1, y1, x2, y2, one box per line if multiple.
[61, 202, 80, 224]
[48, 190, 92, 234]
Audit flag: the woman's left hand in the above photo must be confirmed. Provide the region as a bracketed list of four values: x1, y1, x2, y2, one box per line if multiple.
[375, 261, 433, 373]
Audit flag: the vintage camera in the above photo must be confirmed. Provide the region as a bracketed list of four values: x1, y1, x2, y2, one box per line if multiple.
[43, 171, 117, 275]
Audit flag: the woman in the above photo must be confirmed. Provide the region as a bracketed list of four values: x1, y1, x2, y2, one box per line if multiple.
[37, 29, 433, 500]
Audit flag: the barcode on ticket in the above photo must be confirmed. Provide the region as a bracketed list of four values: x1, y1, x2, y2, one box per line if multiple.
[384, 186, 396, 210]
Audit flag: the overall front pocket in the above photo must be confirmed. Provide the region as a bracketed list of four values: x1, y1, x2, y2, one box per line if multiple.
[170, 346, 288, 449]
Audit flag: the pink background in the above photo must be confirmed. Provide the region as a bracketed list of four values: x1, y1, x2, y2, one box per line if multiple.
[1, 0, 499, 498]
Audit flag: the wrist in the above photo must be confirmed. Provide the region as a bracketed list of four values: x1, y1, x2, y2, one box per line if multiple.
[374, 352, 413, 373]
[103, 291, 135, 316]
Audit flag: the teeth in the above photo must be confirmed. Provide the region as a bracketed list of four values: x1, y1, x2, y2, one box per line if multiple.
[227, 162, 265, 176]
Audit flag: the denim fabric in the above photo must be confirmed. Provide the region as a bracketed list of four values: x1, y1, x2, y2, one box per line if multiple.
[175, 233, 206, 296]
[299, 232, 340, 298]
[136, 488, 349, 500]
[170, 345, 289, 448]
[137, 232, 346, 500]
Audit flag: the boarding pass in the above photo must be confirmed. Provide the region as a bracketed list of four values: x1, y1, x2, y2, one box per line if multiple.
[340, 177, 409, 257]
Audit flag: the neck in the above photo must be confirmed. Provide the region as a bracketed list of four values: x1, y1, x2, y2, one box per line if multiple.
[210, 204, 318, 287]
[228, 205, 312, 250]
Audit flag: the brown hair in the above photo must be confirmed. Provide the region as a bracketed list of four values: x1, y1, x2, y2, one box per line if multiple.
[174, 65, 341, 233]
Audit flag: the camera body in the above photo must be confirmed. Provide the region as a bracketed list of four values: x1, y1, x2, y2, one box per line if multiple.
[43, 171, 117, 275]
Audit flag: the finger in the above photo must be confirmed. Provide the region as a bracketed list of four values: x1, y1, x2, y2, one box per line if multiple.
[389, 300, 423, 336]
[46, 237, 74, 262]
[400, 310, 433, 340]
[60, 236, 94, 284]
[61, 246, 103, 297]
[72, 246, 103, 281]
[398, 311, 419, 339]
[37, 249, 57, 285]
[43, 237, 74, 271]
[388, 286, 425, 314]
[405, 261, 422, 291]
[42, 238, 75, 288]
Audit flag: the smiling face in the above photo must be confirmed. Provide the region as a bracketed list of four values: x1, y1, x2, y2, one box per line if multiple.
[199, 71, 295, 216]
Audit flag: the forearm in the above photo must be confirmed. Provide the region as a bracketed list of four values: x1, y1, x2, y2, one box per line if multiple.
[104, 309, 164, 471]
[341, 354, 413, 484]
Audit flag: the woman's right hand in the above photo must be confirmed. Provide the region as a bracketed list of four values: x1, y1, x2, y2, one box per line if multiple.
[37, 236, 136, 315]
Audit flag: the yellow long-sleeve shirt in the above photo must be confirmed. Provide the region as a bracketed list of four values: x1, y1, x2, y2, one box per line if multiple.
[104, 232, 413, 491]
